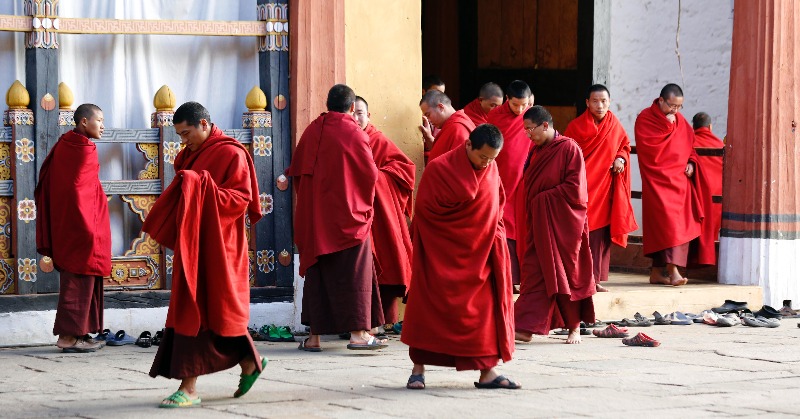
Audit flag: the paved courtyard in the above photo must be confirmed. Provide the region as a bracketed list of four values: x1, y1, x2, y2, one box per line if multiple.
[1, 320, 799, 418]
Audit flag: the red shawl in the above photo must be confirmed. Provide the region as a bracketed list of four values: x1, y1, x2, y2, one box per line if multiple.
[142, 126, 261, 337]
[518, 135, 595, 301]
[462, 98, 490, 126]
[401, 146, 514, 362]
[564, 110, 638, 246]
[428, 110, 475, 162]
[365, 123, 415, 287]
[35, 130, 111, 276]
[287, 112, 378, 276]
[692, 127, 724, 265]
[634, 100, 704, 256]
[488, 101, 533, 241]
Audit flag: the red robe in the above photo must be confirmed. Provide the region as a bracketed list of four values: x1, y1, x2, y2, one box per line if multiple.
[287, 112, 379, 276]
[142, 126, 261, 337]
[35, 130, 111, 277]
[692, 127, 724, 265]
[401, 146, 514, 363]
[365, 123, 414, 287]
[488, 101, 532, 241]
[428, 110, 475, 162]
[462, 98, 490, 126]
[564, 110, 638, 246]
[635, 100, 706, 259]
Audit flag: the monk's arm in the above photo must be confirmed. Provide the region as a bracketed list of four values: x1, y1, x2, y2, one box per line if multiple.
[537, 147, 588, 209]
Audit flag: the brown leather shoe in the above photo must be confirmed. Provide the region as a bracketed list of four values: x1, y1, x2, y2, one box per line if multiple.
[61, 339, 103, 353]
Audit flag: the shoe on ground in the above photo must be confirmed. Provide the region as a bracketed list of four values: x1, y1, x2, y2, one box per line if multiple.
[753, 305, 783, 319]
[61, 338, 103, 353]
[711, 299, 748, 314]
[106, 330, 136, 346]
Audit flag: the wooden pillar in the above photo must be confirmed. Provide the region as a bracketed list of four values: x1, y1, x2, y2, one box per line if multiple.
[719, 0, 800, 306]
[151, 85, 176, 290]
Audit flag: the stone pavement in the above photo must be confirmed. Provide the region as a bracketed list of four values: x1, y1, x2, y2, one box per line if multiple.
[1, 321, 799, 418]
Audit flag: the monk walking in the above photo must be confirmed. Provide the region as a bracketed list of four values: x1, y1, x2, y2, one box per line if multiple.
[144, 102, 266, 407]
[514, 106, 596, 345]
[36, 103, 110, 353]
[419, 90, 476, 162]
[691, 112, 723, 266]
[635, 84, 708, 286]
[353, 96, 415, 331]
[462, 82, 504, 126]
[287, 84, 386, 351]
[402, 124, 519, 390]
[564, 85, 638, 292]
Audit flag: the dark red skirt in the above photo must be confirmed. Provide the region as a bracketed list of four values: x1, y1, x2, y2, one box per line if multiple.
[52, 271, 104, 336]
[149, 328, 261, 379]
[589, 225, 611, 283]
[648, 242, 691, 268]
[409, 347, 498, 371]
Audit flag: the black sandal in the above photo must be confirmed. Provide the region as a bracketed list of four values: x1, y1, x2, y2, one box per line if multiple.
[474, 375, 521, 389]
[152, 330, 164, 346]
[135, 331, 152, 348]
[406, 374, 425, 390]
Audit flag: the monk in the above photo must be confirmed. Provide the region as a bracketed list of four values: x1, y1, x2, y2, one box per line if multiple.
[514, 106, 596, 345]
[419, 74, 446, 154]
[421, 74, 446, 96]
[691, 112, 723, 265]
[487, 80, 534, 288]
[635, 84, 708, 286]
[462, 82, 504, 126]
[144, 102, 265, 407]
[287, 84, 386, 351]
[35, 103, 110, 354]
[564, 85, 638, 292]
[419, 90, 476, 162]
[402, 124, 519, 390]
[353, 96, 415, 330]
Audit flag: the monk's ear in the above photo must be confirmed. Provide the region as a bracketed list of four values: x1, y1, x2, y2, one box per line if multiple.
[465, 139, 473, 150]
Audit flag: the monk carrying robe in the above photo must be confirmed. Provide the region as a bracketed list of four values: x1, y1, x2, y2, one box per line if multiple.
[402, 124, 519, 390]
[419, 90, 476, 162]
[462, 82, 504, 126]
[36, 103, 110, 353]
[514, 106, 596, 345]
[691, 112, 723, 266]
[144, 102, 265, 408]
[287, 84, 386, 351]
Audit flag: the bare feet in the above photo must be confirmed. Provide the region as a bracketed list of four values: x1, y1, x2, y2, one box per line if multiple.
[649, 268, 670, 285]
[596, 283, 609, 292]
[666, 264, 688, 286]
[350, 331, 387, 345]
[565, 329, 582, 344]
[56, 335, 78, 349]
[239, 357, 258, 376]
[514, 331, 532, 342]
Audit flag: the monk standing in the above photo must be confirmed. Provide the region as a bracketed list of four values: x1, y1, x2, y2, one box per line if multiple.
[402, 124, 519, 390]
[419, 90, 476, 162]
[691, 112, 723, 266]
[514, 106, 596, 345]
[564, 85, 638, 292]
[36, 103, 110, 353]
[419, 75, 446, 154]
[353, 96, 415, 331]
[462, 82, 504, 126]
[635, 84, 707, 286]
[487, 80, 534, 288]
[287, 84, 386, 351]
[144, 102, 265, 407]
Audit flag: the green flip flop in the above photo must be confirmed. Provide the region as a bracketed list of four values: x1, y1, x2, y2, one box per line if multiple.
[277, 326, 295, 342]
[159, 390, 201, 408]
[234, 356, 268, 398]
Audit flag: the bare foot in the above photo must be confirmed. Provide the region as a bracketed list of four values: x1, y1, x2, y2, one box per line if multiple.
[649, 268, 670, 285]
[56, 335, 78, 349]
[515, 331, 532, 342]
[596, 283, 609, 292]
[565, 329, 582, 344]
[671, 277, 688, 286]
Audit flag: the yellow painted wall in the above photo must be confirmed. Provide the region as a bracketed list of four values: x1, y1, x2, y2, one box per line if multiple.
[344, 0, 423, 183]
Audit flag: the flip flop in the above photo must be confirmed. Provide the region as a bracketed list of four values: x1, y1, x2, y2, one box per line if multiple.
[135, 331, 152, 348]
[347, 335, 388, 350]
[234, 357, 268, 398]
[473, 375, 521, 389]
[152, 330, 164, 346]
[665, 312, 692, 325]
[406, 374, 425, 390]
[297, 338, 322, 352]
[159, 390, 200, 408]
[652, 311, 671, 325]
[106, 330, 136, 346]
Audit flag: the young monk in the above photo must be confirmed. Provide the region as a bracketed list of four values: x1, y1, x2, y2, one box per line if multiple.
[353, 96, 415, 331]
[635, 84, 708, 286]
[514, 106, 596, 345]
[419, 90, 476, 162]
[419, 74, 446, 154]
[487, 80, 534, 288]
[691, 112, 723, 266]
[36, 103, 110, 353]
[287, 84, 386, 352]
[144, 102, 265, 407]
[402, 124, 519, 390]
[462, 82, 504, 126]
[564, 85, 638, 292]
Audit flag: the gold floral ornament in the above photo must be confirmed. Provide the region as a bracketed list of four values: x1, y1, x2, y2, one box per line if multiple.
[253, 135, 272, 157]
[163, 142, 182, 165]
[15, 138, 35, 163]
[17, 199, 35, 223]
[18, 258, 37, 282]
[260, 193, 273, 216]
[257, 249, 275, 273]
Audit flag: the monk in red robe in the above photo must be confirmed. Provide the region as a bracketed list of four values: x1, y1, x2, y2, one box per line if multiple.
[635, 84, 708, 286]
[144, 102, 265, 408]
[36, 103, 110, 354]
[418, 90, 476, 163]
[353, 96, 415, 329]
[564, 85, 638, 292]
[462, 82, 504, 126]
[418, 75, 446, 157]
[691, 112, 723, 265]
[287, 84, 386, 351]
[487, 80, 534, 288]
[402, 124, 519, 390]
[514, 106, 596, 345]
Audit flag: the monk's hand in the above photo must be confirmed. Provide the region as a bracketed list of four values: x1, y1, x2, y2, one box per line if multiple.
[612, 157, 625, 174]
[685, 162, 695, 178]
[418, 116, 434, 151]
[666, 113, 677, 123]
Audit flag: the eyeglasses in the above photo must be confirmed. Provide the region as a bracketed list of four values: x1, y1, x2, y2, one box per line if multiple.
[661, 99, 683, 111]
[525, 124, 541, 133]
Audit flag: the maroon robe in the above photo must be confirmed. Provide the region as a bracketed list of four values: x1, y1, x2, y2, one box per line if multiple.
[462, 98, 490, 126]
[428, 110, 476, 162]
[692, 127, 723, 265]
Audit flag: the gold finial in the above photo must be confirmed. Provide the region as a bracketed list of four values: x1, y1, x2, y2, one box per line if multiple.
[58, 82, 74, 110]
[6, 80, 30, 109]
[153, 85, 176, 112]
[245, 85, 267, 111]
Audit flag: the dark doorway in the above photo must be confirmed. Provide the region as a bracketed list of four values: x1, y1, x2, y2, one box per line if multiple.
[421, 0, 593, 132]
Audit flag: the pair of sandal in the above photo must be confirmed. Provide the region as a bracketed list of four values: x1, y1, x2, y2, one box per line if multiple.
[612, 312, 652, 327]
[159, 357, 268, 408]
[405, 374, 521, 390]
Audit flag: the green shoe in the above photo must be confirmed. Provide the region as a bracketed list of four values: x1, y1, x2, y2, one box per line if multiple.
[263, 325, 282, 342]
[278, 326, 295, 342]
[234, 356, 268, 398]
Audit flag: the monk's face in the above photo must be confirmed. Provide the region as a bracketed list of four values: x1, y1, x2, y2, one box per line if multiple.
[466, 141, 501, 170]
[420, 102, 447, 128]
[658, 94, 684, 117]
[524, 119, 551, 147]
[507, 96, 532, 116]
[586, 90, 610, 123]
[353, 100, 370, 130]
[480, 96, 503, 114]
[175, 119, 211, 152]
[79, 110, 104, 139]
[422, 84, 445, 97]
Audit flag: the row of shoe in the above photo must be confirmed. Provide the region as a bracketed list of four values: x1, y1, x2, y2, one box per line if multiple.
[712, 299, 799, 318]
[249, 325, 295, 342]
[93, 329, 163, 348]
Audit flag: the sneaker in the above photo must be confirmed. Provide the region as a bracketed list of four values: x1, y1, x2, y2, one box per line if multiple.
[61, 339, 103, 353]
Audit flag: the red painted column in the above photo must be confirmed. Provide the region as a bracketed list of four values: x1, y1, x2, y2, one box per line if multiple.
[719, 0, 800, 306]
